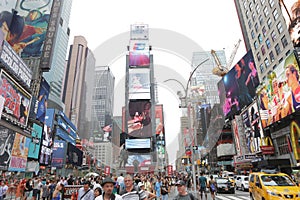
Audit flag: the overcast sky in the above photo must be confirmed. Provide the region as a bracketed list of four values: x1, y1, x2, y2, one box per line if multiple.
[68, 0, 247, 166]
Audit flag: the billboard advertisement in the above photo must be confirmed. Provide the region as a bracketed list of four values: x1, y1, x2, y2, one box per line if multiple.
[126, 154, 151, 167]
[67, 143, 83, 166]
[241, 102, 264, 154]
[130, 24, 149, 40]
[221, 50, 259, 118]
[28, 123, 43, 159]
[232, 118, 242, 156]
[36, 78, 50, 123]
[257, 52, 300, 128]
[0, 40, 32, 88]
[155, 104, 164, 135]
[128, 100, 152, 137]
[8, 133, 30, 172]
[39, 123, 54, 165]
[0, 126, 15, 170]
[125, 138, 151, 149]
[129, 40, 150, 67]
[280, 1, 300, 47]
[51, 140, 66, 168]
[0, 70, 31, 127]
[128, 68, 150, 98]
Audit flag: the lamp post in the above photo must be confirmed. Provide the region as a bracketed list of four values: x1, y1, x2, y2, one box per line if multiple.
[164, 58, 209, 194]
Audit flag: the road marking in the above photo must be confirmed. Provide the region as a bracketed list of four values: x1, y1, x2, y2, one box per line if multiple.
[216, 196, 249, 200]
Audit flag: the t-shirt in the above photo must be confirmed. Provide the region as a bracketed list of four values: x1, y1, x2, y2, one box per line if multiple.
[199, 176, 207, 188]
[173, 193, 196, 200]
[119, 187, 147, 200]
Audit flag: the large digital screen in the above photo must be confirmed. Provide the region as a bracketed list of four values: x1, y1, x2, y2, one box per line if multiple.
[128, 100, 152, 137]
[28, 123, 43, 159]
[39, 123, 54, 165]
[129, 51, 150, 67]
[36, 78, 50, 123]
[67, 143, 83, 166]
[155, 104, 164, 135]
[126, 154, 151, 167]
[221, 50, 259, 118]
[125, 138, 151, 149]
[257, 52, 300, 128]
[51, 140, 66, 168]
[130, 24, 149, 40]
[0, 126, 15, 170]
[280, 1, 300, 47]
[0, 70, 31, 127]
[129, 68, 150, 95]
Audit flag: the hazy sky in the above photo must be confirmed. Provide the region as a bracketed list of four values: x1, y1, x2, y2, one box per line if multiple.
[68, 0, 246, 166]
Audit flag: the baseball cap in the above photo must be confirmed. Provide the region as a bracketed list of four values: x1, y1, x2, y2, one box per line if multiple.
[138, 182, 144, 187]
[175, 180, 186, 186]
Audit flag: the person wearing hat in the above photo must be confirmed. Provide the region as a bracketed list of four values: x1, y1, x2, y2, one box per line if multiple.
[95, 177, 122, 200]
[173, 180, 197, 200]
[138, 182, 156, 200]
[77, 181, 94, 200]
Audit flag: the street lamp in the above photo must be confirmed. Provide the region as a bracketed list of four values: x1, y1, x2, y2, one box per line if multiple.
[164, 58, 209, 194]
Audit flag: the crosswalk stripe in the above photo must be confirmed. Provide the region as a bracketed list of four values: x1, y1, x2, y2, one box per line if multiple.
[216, 195, 250, 200]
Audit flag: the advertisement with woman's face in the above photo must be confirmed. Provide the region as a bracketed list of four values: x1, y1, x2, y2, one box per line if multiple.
[257, 52, 300, 128]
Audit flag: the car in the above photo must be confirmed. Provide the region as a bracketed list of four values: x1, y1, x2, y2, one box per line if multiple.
[249, 171, 300, 200]
[215, 177, 235, 194]
[235, 175, 249, 191]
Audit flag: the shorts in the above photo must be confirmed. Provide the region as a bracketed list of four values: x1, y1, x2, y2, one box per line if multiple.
[33, 189, 40, 197]
[25, 191, 31, 197]
[200, 187, 206, 192]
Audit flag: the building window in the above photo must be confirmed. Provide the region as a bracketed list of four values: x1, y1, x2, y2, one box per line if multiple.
[275, 43, 281, 55]
[257, 52, 261, 61]
[267, 18, 272, 29]
[277, 136, 290, 155]
[261, 45, 266, 55]
[259, 63, 264, 73]
[243, 1, 248, 9]
[246, 10, 249, 19]
[271, 30, 277, 41]
[255, 23, 259, 32]
[248, 20, 252, 29]
[251, 30, 255, 39]
[265, 38, 271, 49]
[273, 9, 278, 20]
[258, 34, 263, 43]
[250, 2, 254, 11]
[264, 58, 270, 67]
[281, 35, 288, 48]
[254, 41, 259, 49]
[269, 0, 274, 7]
[277, 21, 283, 33]
[262, 26, 267, 36]
[263, 6, 269, 16]
[259, 15, 263, 25]
[252, 12, 256, 21]
[261, 0, 266, 4]
[269, 51, 275, 62]
[256, 4, 261, 13]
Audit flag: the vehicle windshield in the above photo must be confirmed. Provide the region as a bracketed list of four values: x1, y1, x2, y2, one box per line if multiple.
[244, 177, 249, 181]
[216, 178, 230, 184]
[261, 175, 295, 186]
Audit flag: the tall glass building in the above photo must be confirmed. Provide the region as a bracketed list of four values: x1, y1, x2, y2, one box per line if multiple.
[44, 0, 72, 111]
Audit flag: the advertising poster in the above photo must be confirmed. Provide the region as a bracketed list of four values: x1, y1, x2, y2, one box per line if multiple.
[8, 133, 30, 172]
[222, 50, 259, 118]
[0, 70, 31, 126]
[13, 0, 54, 58]
[67, 143, 83, 166]
[0, 126, 15, 170]
[232, 118, 242, 156]
[39, 123, 54, 165]
[130, 24, 149, 40]
[125, 138, 151, 149]
[51, 140, 66, 168]
[280, 0, 300, 47]
[129, 40, 150, 67]
[28, 123, 43, 159]
[155, 104, 164, 135]
[126, 154, 151, 167]
[257, 52, 300, 128]
[128, 68, 150, 95]
[128, 100, 152, 137]
[36, 78, 50, 123]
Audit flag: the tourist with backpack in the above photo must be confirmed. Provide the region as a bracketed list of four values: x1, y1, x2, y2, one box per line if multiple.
[208, 175, 217, 200]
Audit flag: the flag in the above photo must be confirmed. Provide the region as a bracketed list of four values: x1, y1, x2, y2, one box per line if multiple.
[102, 124, 112, 132]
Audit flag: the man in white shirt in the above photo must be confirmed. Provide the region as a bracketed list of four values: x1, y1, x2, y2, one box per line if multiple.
[95, 177, 122, 200]
[77, 181, 94, 200]
[116, 173, 124, 191]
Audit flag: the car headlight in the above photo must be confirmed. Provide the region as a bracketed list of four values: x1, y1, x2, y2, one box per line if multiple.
[267, 190, 280, 197]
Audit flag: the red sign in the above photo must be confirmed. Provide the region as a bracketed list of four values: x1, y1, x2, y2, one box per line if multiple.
[105, 166, 110, 175]
[167, 165, 173, 176]
[260, 146, 275, 155]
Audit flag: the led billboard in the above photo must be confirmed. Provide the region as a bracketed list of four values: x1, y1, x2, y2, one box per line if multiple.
[130, 24, 149, 40]
[128, 100, 152, 137]
[67, 143, 83, 166]
[257, 52, 300, 128]
[51, 140, 66, 168]
[125, 138, 151, 149]
[0, 70, 31, 127]
[222, 50, 259, 118]
[280, 1, 300, 47]
[36, 78, 50, 123]
[28, 123, 43, 159]
[129, 40, 150, 67]
[155, 104, 164, 135]
[129, 68, 150, 96]
[0, 126, 15, 170]
[126, 154, 151, 167]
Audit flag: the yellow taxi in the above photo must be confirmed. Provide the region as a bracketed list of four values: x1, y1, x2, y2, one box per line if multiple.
[249, 171, 300, 200]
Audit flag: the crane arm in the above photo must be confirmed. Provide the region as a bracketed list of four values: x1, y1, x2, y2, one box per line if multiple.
[226, 39, 242, 70]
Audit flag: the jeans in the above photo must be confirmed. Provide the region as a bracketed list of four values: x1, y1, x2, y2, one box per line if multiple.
[162, 194, 168, 200]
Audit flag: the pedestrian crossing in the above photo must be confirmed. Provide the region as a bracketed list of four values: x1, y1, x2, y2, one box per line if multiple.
[216, 195, 249, 200]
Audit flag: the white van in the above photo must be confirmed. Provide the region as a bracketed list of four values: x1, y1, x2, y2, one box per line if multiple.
[235, 175, 249, 191]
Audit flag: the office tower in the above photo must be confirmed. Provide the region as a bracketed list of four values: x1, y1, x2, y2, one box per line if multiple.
[234, 0, 294, 80]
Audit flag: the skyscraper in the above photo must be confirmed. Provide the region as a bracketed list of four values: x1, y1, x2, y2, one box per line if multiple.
[43, 0, 73, 111]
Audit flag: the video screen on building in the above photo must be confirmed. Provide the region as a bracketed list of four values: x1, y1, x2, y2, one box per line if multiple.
[128, 99, 152, 137]
[129, 68, 150, 99]
[36, 78, 50, 123]
[126, 154, 151, 167]
[155, 104, 164, 135]
[257, 52, 300, 128]
[129, 41, 150, 67]
[0, 126, 15, 171]
[125, 138, 151, 149]
[67, 143, 83, 166]
[221, 50, 260, 118]
[280, 1, 300, 47]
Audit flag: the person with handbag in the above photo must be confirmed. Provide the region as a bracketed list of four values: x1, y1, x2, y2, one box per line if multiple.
[77, 181, 94, 200]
